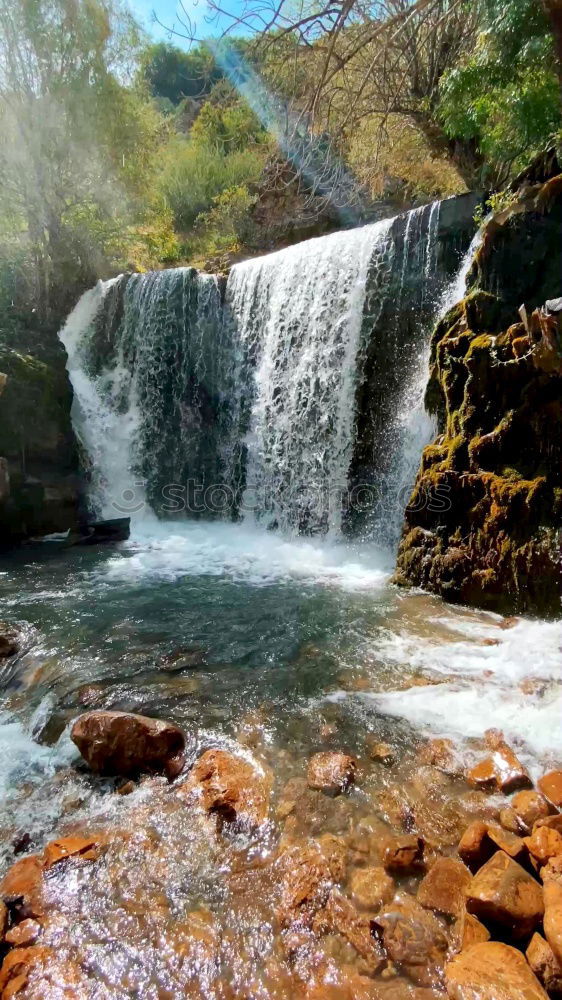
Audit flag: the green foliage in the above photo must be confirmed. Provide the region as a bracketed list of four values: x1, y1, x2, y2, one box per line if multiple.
[158, 138, 266, 231]
[439, 0, 562, 184]
[187, 185, 258, 265]
[0, 0, 178, 320]
[190, 87, 266, 152]
[139, 42, 221, 104]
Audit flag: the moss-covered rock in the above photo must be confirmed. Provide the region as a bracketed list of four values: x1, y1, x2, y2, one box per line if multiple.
[0, 343, 79, 544]
[395, 174, 562, 617]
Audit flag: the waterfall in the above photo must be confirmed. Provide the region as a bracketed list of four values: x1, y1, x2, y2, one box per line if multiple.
[60, 268, 233, 521]
[60, 199, 473, 543]
[225, 218, 394, 534]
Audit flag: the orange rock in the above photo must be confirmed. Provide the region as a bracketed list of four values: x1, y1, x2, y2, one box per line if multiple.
[466, 742, 531, 794]
[541, 858, 562, 968]
[321, 889, 384, 971]
[0, 856, 44, 919]
[526, 932, 562, 995]
[5, 919, 41, 947]
[524, 825, 562, 866]
[534, 813, 562, 835]
[511, 790, 552, 832]
[445, 941, 548, 998]
[374, 895, 448, 988]
[179, 748, 272, 828]
[465, 850, 544, 938]
[349, 866, 394, 911]
[458, 820, 526, 871]
[71, 710, 186, 779]
[499, 807, 522, 834]
[458, 821, 491, 869]
[419, 737, 460, 775]
[417, 858, 471, 918]
[42, 835, 102, 870]
[367, 740, 395, 765]
[316, 833, 347, 883]
[539, 770, 562, 808]
[0, 946, 53, 997]
[304, 969, 383, 1000]
[276, 843, 332, 929]
[449, 910, 490, 954]
[307, 752, 357, 796]
[383, 834, 425, 874]
[466, 758, 497, 791]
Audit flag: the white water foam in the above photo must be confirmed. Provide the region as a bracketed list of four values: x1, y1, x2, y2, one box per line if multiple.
[98, 520, 392, 591]
[329, 612, 562, 764]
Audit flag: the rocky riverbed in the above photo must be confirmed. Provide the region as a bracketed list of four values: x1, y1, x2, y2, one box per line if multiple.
[1, 619, 562, 999]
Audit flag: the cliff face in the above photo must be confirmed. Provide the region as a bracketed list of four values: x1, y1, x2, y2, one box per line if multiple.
[395, 173, 562, 617]
[0, 329, 80, 546]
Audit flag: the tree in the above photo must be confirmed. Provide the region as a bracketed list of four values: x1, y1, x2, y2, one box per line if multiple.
[138, 41, 221, 104]
[0, 0, 169, 319]
[168, 0, 481, 185]
[438, 0, 561, 186]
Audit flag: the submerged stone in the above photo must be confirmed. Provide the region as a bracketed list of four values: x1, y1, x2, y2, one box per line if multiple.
[307, 752, 357, 796]
[179, 747, 272, 828]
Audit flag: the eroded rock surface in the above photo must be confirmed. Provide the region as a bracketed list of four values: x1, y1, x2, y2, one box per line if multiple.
[394, 173, 562, 616]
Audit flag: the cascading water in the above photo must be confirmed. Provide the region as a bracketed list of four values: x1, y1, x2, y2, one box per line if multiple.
[61, 268, 237, 522]
[225, 218, 394, 534]
[60, 199, 470, 545]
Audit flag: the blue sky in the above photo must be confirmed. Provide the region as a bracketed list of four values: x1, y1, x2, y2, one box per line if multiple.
[129, 0, 247, 44]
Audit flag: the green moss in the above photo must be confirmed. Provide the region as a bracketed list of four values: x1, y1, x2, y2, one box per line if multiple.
[0, 346, 73, 464]
[463, 290, 501, 334]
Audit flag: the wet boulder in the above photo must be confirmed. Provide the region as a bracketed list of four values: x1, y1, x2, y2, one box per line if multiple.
[0, 622, 21, 660]
[42, 835, 102, 870]
[466, 740, 531, 794]
[319, 889, 384, 973]
[5, 918, 41, 947]
[179, 747, 271, 828]
[383, 834, 425, 874]
[276, 842, 333, 929]
[71, 710, 186, 779]
[449, 910, 490, 954]
[373, 894, 448, 988]
[524, 825, 562, 866]
[539, 770, 562, 808]
[465, 850, 544, 938]
[417, 858, 471, 918]
[526, 932, 562, 996]
[458, 820, 526, 871]
[0, 856, 44, 920]
[541, 856, 562, 968]
[445, 941, 548, 999]
[75, 516, 130, 545]
[307, 752, 357, 796]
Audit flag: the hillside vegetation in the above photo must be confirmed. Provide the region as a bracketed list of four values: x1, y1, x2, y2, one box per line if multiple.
[1, 0, 562, 333]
